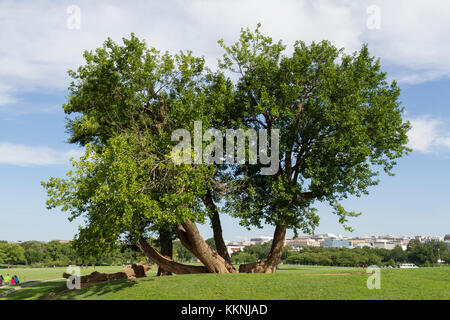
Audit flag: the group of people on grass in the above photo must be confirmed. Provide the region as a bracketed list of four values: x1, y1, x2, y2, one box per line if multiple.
[0, 274, 20, 287]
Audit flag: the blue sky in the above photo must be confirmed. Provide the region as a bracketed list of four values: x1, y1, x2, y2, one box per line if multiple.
[0, 0, 449, 242]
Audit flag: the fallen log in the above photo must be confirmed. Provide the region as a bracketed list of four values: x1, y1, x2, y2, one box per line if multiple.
[63, 262, 152, 283]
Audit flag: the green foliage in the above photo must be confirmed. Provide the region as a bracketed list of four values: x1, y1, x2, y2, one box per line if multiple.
[231, 252, 258, 264]
[64, 34, 228, 145]
[20, 241, 46, 265]
[282, 241, 449, 267]
[229, 242, 274, 263]
[241, 242, 272, 260]
[390, 245, 407, 263]
[286, 252, 333, 266]
[42, 34, 231, 259]
[221, 24, 410, 235]
[0, 241, 145, 267]
[173, 240, 196, 263]
[205, 238, 217, 251]
[42, 27, 411, 263]
[43, 136, 212, 258]
[406, 240, 448, 265]
[0, 243, 26, 265]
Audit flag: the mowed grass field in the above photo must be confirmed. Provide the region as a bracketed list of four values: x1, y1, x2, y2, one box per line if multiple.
[0, 265, 126, 283]
[1, 265, 449, 300]
[0, 266, 127, 296]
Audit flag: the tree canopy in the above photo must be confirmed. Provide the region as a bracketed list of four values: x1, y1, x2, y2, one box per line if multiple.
[43, 25, 410, 274]
[221, 25, 410, 234]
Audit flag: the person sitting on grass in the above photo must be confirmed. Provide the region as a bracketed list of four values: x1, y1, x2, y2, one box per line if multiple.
[10, 276, 15, 285]
[13, 275, 19, 285]
[0, 275, 3, 286]
[4, 274, 11, 285]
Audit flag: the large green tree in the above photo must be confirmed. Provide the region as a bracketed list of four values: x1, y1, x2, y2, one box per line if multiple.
[219, 25, 410, 272]
[20, 241, 46, 265]
[407, 240, 448, 265]
[0, 242, 26, 265]
[43, 34, 235, 274]
[43, 26, 410, 275]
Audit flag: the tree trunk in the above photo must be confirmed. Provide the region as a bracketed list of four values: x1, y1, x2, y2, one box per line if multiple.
[239, 224, 286, 273]
[157, 229, 173, 276]
[136, 236, 209, 274]
[203, 190, 232, 264]
[177, 219, 237, 273]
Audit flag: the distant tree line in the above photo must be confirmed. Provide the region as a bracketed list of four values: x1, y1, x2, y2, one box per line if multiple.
[2, 238, 447, 268]
[0, 240, 147, 267]
[231, 240, 450, 267]
[0, 239, 204, 267]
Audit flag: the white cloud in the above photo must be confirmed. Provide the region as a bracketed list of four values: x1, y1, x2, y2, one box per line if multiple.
[0, 103, 60, 117]
[407, 116, 450, 153]
[0, 84, 19, 106]
[0, 93, 17, 106]
[355, 0, 450, 84]
[0, 0, 449, 110]
[0, 142, 83, 166]
[435, 137, 450, 149]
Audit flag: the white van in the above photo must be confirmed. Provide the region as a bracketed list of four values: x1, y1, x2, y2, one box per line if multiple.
[398, 263, 419, 268]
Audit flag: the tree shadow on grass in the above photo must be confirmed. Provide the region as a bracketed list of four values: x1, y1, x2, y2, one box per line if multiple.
[1, 281, 66, 300]
[54, 277, 154, 300]
[277, 268, 319, 271]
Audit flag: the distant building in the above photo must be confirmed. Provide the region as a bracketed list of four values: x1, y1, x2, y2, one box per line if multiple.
[378, 235, 399, 241]
[350, 239, 368, 247]
[311, 233, 338, 240]
[399, 237, 411, 246]
[249, 236, 273, 243]
[285, 238, 320, 248]
[226, 244, 245, 256]
[414, 235, 443, 243]
[323, 239, 352, 248]
[225, 240, 255, 256]
[372, 239, 405, 250]
[224, 233, 437, 254]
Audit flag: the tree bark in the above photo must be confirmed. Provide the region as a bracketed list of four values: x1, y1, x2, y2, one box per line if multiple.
[136, 236, 209, 274]
[157, 229, 173, 276]
[239, 224, 287, 273]
[177, 219, 237, 273]
[203, 190, 232, 264]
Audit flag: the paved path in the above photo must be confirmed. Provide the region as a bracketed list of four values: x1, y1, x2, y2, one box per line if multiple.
[0, 278, 63, 298]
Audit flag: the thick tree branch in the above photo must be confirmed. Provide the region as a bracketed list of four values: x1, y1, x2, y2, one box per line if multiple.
[203, 190, 232, 264]
[136, 236, 209, 274]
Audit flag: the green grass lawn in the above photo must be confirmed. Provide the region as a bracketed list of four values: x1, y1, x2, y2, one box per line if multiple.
[0, 265, 128, 283]
[1, 265, 449, 300]
[0, 266, 131, 297]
